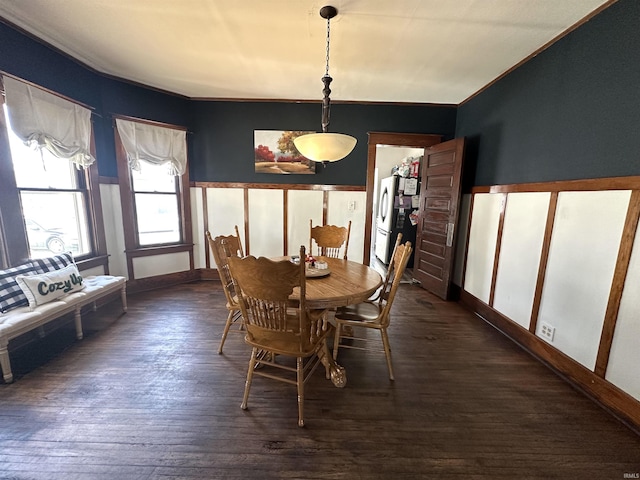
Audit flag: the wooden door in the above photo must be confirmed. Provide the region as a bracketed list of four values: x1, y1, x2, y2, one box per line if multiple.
[413, 138, 465, 300]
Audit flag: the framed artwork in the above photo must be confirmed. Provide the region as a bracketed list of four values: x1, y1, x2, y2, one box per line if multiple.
[254, 130, 316, 174]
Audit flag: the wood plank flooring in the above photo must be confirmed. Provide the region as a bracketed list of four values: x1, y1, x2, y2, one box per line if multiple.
[1, 281, 639, 479]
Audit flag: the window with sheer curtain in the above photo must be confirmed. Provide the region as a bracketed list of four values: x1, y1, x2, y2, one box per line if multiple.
[115, 117, 189, 248]
[0, 76, 98, 262]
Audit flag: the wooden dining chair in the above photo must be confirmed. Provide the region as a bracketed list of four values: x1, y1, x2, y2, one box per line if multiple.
[228, 245, 346, 427]
[332, 240, 412, 381]
[205, 227, 244, 354]
[309, 220, 351, 260]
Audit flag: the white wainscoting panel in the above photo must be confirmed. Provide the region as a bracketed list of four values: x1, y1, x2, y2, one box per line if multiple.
[288, 190, 323, 256]
[133, 252, 190, 279]
[493, 192, 550, 329]
[463, 193, 503, 304]
[536, 190, 631, 370]
[248, 189, 284, 258]
[327, 191, 367, 263]
[191, 188, 205, 269]
[606, 220, 640, 401]
[207, 188, 245, 267]
[99, 184, 127, 278]
[453, 194, 472, 287]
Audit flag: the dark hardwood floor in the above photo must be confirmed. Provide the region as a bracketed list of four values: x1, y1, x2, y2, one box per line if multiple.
[1, 281, 639, 479]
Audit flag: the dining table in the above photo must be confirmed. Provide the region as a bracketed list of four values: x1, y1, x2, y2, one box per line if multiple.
[282, 256, 384, 309]
[271, 255, 383, 387]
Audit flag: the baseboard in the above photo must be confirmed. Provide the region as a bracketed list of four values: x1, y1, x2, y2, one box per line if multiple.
[458, 289, 640, 434]
[126, 270, 201, 294]
[199, 268, 220, 281]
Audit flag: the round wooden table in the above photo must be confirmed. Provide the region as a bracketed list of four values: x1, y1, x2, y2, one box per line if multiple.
[275, 256, 383, 309]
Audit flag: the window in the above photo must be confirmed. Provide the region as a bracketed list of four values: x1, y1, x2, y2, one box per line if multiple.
[5, 116, 92, 258]
[131, 161, 181, 245]
[114, 117, 190, 250]
[0, 76, 102, 265]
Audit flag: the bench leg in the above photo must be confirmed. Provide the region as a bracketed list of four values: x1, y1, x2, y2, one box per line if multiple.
[74, 307, 84, 340]
[0, 337, 13, 383]
[121, 285, 128, 312]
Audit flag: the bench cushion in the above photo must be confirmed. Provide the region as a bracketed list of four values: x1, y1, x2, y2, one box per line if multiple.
[0, 300, 71, 332]
[61, 275, 126, 306]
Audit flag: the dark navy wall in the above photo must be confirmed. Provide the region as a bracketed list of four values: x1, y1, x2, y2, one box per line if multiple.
[190, 101, 456, 185]
[0, 22, 99, 107]
[95, 78, 191, 177]
[455, 0, 640, 186]
[0, 21, 191, 178]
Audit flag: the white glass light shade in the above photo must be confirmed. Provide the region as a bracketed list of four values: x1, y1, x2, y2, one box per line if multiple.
[294, 132, 357, 162]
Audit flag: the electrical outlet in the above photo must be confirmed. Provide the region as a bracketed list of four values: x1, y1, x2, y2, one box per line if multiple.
[348, 200, 356, 212]
[540, 322, 555, 342]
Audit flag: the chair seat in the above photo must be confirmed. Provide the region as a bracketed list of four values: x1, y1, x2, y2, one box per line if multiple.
[335, 301, 382, 323]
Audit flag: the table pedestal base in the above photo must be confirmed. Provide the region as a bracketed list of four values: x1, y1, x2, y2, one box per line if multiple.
[318, 341, 346, 388]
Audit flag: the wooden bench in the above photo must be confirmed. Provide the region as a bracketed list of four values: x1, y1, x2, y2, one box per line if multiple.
[0, 274, 126, 383]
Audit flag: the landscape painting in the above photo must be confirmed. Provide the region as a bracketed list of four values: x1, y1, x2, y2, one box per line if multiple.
[254, 130, 316, 174]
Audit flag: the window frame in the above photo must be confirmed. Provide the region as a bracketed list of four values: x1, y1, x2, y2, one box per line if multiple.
[113, 115, 193, 277]
[0, 79, 107, 270]
[130, 164, 182, 247]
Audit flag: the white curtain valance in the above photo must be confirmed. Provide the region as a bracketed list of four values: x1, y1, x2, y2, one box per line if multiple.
[3, 76, 95, 168]
[115, 118, 187, 176]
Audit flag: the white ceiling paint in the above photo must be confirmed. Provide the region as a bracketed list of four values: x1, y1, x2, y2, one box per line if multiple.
[0, 0, 612, 104]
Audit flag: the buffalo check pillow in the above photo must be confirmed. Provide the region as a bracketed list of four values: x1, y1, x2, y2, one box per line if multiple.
[0, 262, 37, 313]
[33, 252, 75, 274]
[15, 263, 85, 310]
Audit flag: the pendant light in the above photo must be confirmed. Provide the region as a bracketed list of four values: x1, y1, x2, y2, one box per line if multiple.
[293, 6, 357, 165]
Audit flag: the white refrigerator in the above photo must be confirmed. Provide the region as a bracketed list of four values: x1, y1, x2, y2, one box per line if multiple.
[374, 175, 397, 264]
[374, 175, 418, 266]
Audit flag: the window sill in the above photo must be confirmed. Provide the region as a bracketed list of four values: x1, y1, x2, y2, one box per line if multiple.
[75, 254, 110, 271]
[125, 244, 193, 258]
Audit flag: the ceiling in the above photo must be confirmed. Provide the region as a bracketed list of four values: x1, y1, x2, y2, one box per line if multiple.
[0, 0, 612, 104]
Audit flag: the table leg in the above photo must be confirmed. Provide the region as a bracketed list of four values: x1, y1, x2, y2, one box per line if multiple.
[318, 340, 346, 388]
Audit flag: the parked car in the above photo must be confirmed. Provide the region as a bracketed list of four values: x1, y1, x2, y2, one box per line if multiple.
[25, 219, 78, 254]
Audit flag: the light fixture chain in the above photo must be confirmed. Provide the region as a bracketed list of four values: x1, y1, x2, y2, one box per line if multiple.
[325, 15, 331, 76]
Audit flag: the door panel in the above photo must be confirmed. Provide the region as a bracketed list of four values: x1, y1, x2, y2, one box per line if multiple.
[422, 239, 445, 257]
[413, 137, 465, 300]
[426, 198, 451, 210]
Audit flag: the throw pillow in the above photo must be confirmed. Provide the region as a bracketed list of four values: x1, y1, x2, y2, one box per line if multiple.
[16, 263, 85, 309]
[33, 251, 75, 274]
[0, 262, 37, 313]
